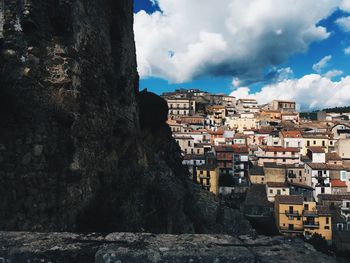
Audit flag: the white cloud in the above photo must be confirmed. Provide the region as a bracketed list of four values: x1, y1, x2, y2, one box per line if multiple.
[344, 46, 350, 54]
[324, 69, 343, 78]
[336, 16, 350, 32]
[230, 74, 350, 110]
[135, 0, 339, 84]
[312, 55, 332, 73]
[340, 0, 350, 12]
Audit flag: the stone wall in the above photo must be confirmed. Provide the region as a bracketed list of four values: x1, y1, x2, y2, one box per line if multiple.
[0, 232, 339, 263]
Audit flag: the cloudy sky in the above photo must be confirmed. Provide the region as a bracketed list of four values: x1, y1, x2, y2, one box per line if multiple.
[134, 0, 350, 110]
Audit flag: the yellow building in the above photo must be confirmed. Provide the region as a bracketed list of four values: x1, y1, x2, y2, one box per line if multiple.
[275, 195, 304, 236]
[249, 166, 265, 184]
[275, 196, 332, 241]
[303, 202, 332, 241]
[301, 133, 330, 155]
[196, 164, 219, 195]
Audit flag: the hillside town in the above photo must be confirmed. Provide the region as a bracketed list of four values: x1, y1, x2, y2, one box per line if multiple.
[163, 88, 350, 252]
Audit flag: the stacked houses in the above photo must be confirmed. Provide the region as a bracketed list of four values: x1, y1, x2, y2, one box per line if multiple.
[162, 89, 350, 249]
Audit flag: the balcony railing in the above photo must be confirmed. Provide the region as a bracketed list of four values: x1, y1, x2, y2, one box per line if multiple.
[303, 221, 320, 228]
[280, 226, 303, 232]
[285, 210, 300, 216]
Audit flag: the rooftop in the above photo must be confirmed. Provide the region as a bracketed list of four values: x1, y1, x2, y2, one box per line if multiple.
[266, 182, 289, 188]
[281, 130, 302, 138]
[331, 179, 347, 187]
[275, 195, 304, 205]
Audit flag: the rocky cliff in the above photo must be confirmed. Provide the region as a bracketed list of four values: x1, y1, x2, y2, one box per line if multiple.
[0, 0, 250, 234]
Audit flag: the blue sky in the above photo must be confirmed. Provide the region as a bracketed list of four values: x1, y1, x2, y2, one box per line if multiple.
[134, 0, 350, 110]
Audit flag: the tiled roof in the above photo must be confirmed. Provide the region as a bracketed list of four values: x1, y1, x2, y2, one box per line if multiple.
[266, 182, 289, 188]
[232, 145, 249, 153]
[281, 130, 302, 138]
[261, 146, 300, 152]
[275, 195, 304, 204]
[318, 194, 350, 201]
[326, 152, 342, 162]
[331, 179, 347, 187]
[306, 163, 328, 170]
[306, 147, 325, 153]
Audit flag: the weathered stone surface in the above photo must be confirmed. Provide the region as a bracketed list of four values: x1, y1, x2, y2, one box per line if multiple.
[0, 232, 339, 263]
[0, 0, 249, 235]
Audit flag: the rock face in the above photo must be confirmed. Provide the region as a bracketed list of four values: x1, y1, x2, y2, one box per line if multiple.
[0, 0, 250, 234]
[0, 232, 339, 263]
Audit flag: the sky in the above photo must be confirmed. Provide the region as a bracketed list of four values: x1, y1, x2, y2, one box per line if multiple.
[134, 0, 350, 111]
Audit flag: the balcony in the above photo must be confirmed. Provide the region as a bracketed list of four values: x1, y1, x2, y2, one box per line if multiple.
[285, 210, 300, 216]
[303, 210, 318, 217]
[280, 226, 303, 233]
[303, 221, 320, 228]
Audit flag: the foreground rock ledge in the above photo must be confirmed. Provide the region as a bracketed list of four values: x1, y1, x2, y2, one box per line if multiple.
[0, 232, 337, 263]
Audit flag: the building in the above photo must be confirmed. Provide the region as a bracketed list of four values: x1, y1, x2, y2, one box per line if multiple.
[232, 145, 249, 179]
[272, 100, 296, 113]
[275, 195, 304, 236]
[303, 203, 332, 241]
[196, 164, 219, 195]
[256, 146, 300, 166]
[280, 130, 303, 148]
[301, 133, 330, 155]
[214, 145, 234, 176]
[166, 98, 196, 118]
[336, 139, 350, 160]
[236, 98, 259, 113]
[266, 182, 290, 202]
[305, 163, 331, 202]
[249, 166, 265, 184]
[289, 182, 314, 201]
[275, 195, 332, 241]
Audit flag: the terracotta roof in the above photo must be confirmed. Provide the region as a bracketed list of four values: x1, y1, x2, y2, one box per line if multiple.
[281, 130, 302, 138]
[261, 146, 300, 153]
[232, 145, 249, 153]
[209, 130, 224, 135]
[331, 179, 347, 187]
[275, 195, 304, 205]
[326, 152, 342, 162]
[307, 147, 325, 153]
[266, 182, 289, 188]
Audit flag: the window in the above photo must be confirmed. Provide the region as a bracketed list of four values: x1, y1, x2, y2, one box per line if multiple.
[321, 187, 325, 194]
[326, 217, 329, 224]
[277, 190, 281, 195]
[188, 141, 191, 147]
[341, 171, 347, 181]
[313, 140, 316, 145]
[304, 204, 309, 211]
[283, 159, 286, 163]
[307, 141, 310, 146]
[330, 141, 333, 145]
[324, 226, 330, 230]
[282, 189, 286, 191]
[269, 189, 273, 194]
[322, 141, 325, 147]
[299, 171, 302, 176]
